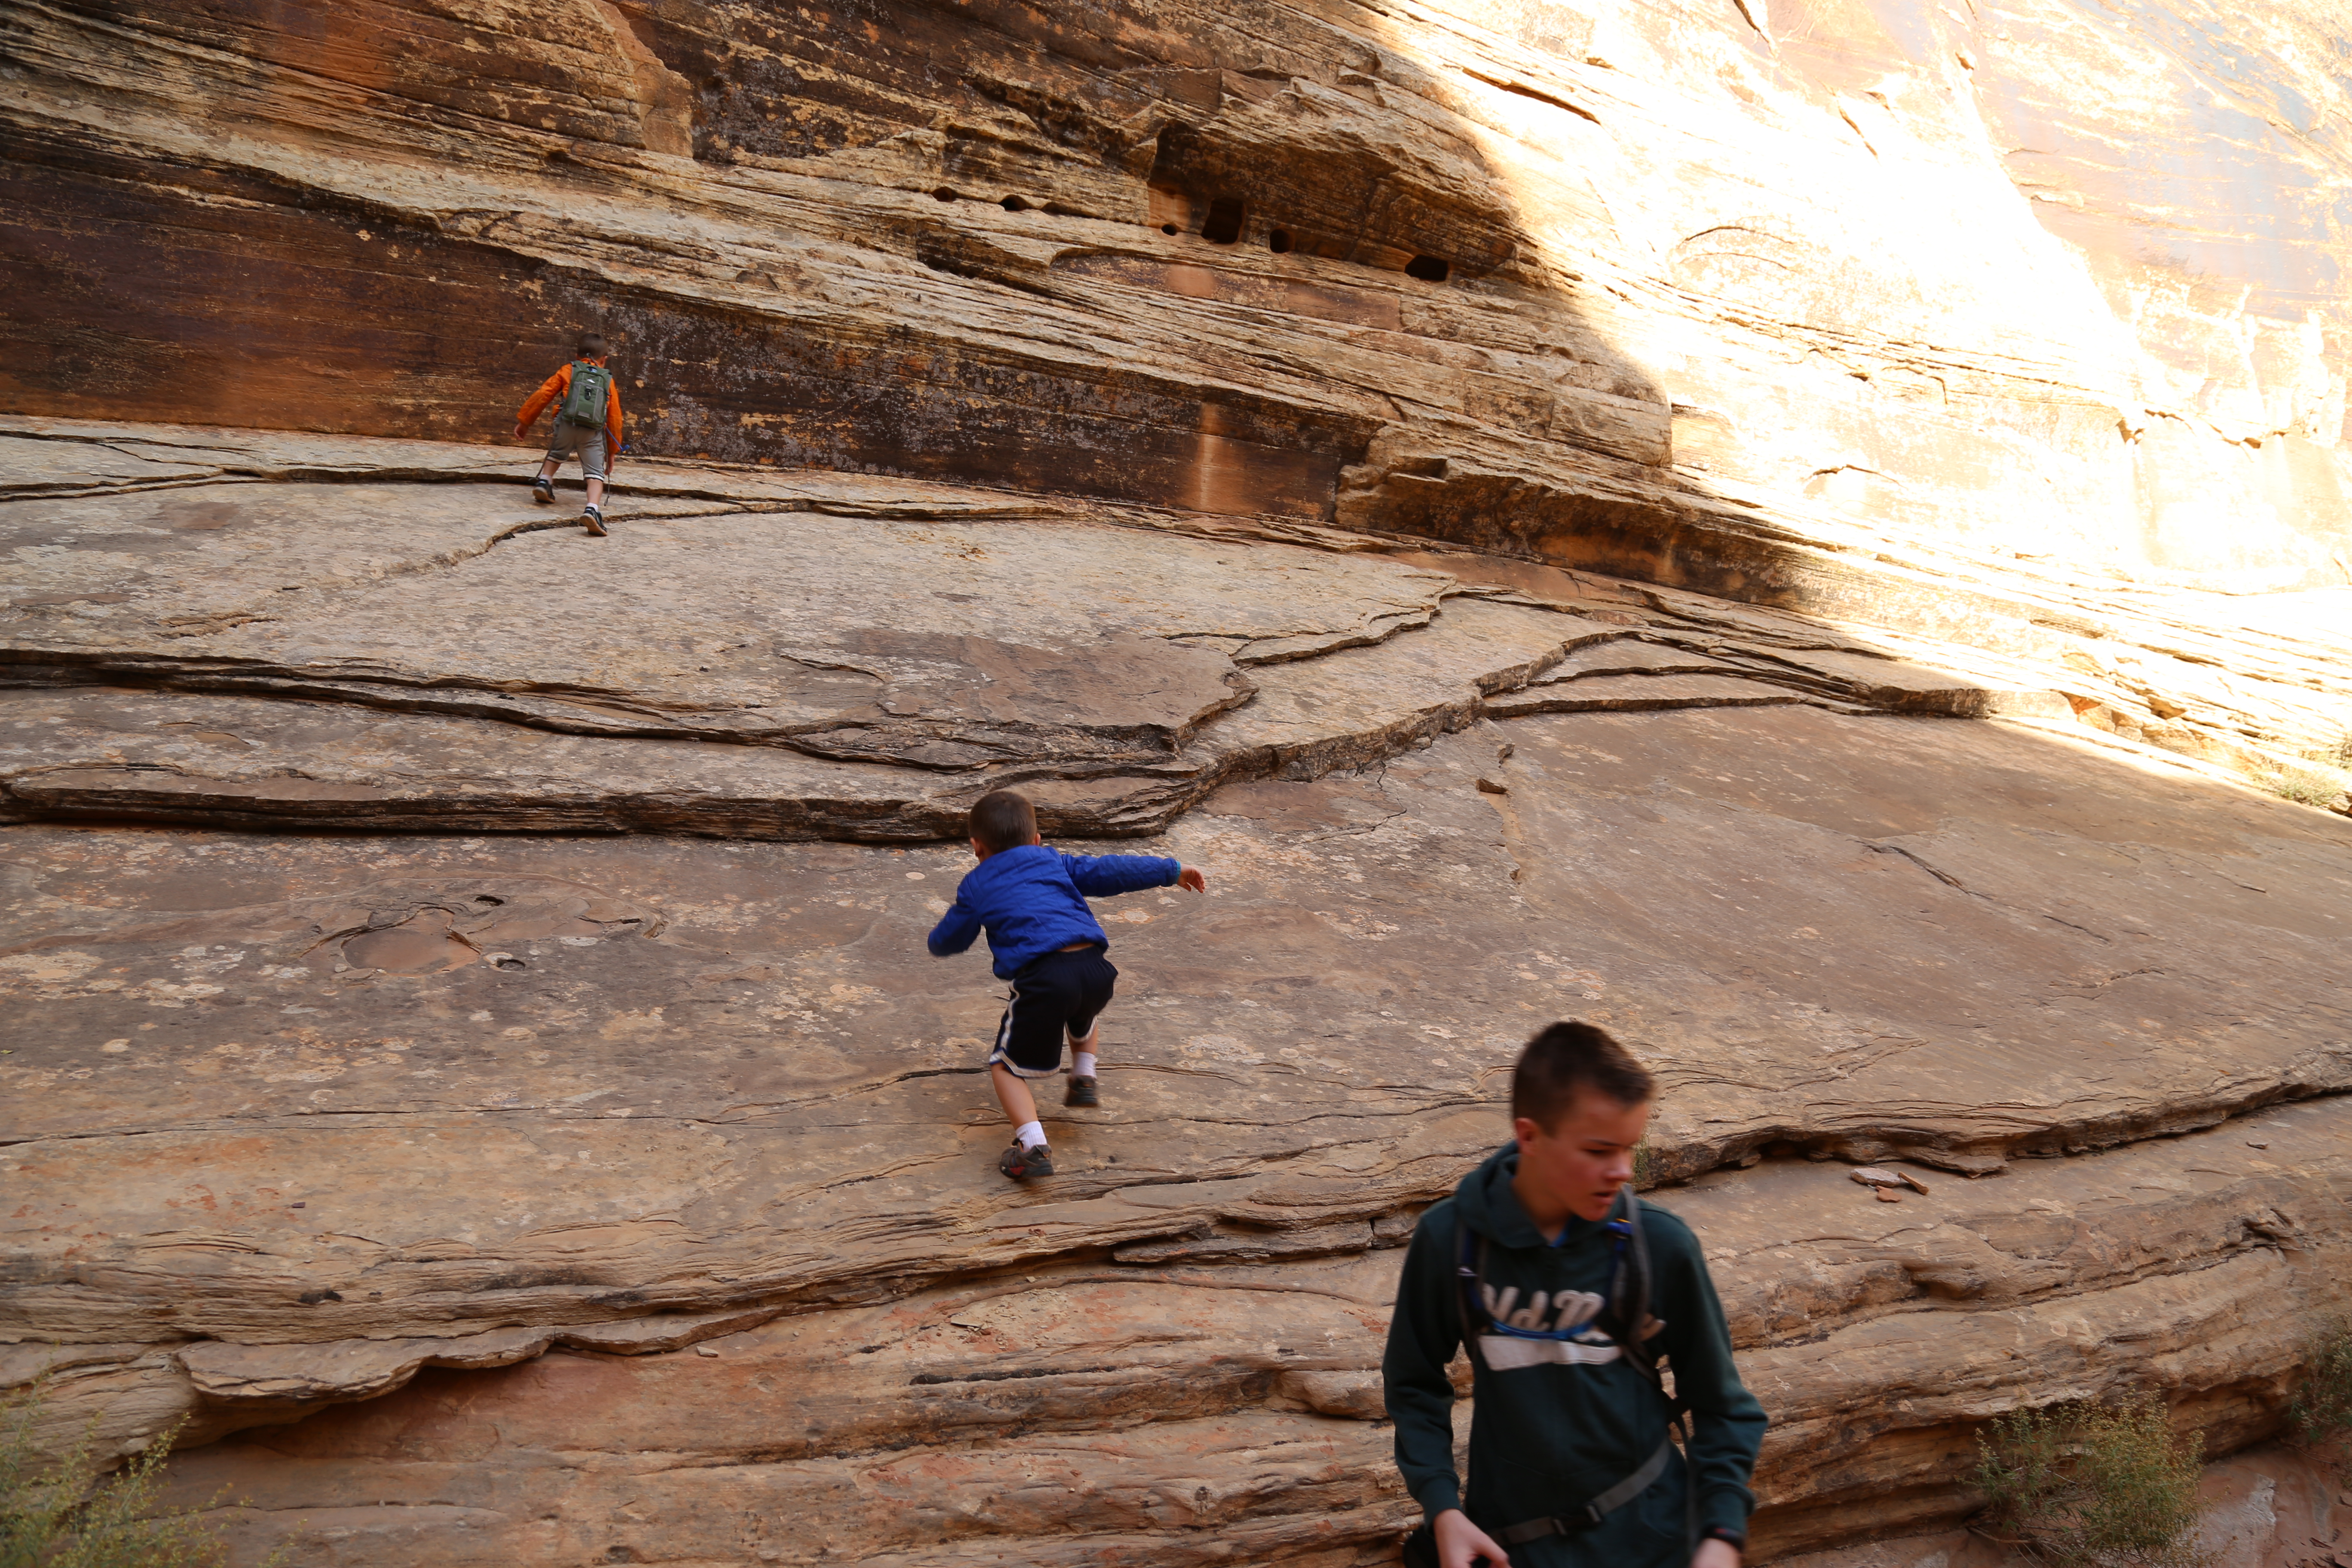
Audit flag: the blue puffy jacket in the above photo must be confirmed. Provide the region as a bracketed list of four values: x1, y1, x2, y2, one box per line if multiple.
[928, 844, 1180, 979]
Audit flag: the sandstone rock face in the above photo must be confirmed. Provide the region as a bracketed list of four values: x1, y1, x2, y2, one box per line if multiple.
[8, 0, 2352, 636]
[9, 0, 2352, 1562]
[2, 434, 2350, 1563]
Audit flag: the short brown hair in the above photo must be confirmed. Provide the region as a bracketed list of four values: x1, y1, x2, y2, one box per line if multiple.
[969, 790, 1038, 853]
[1511, 1021, 1654, 1131]
[577, 331, 608, 358]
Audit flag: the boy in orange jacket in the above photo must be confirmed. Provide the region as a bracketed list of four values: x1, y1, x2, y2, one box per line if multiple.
[513, 333, 623, 535]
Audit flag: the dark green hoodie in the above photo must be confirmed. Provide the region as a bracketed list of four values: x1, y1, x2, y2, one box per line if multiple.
[1383, 1143, 1767, 1562]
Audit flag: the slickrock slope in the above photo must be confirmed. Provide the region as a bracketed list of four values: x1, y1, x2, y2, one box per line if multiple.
[9, 0, 2352, 1559]
[116, 1102, 2352, 1564]
[3, 440, 2351, 1563]
[8, 420, 2348, 839]
[8, 0, 2352, 773]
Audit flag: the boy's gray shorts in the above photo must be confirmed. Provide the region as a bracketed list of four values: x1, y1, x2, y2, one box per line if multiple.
[544, 419, 608, 480]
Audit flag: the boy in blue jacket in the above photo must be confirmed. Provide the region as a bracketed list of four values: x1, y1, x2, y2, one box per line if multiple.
[928, 790, 1206, 1180]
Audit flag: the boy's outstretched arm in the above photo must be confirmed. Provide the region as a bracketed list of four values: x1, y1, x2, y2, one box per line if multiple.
[1062, 852, 1204, 897]
[927, 895, 982, 957]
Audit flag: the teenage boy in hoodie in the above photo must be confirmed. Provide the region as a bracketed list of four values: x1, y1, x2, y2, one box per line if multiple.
[928, 790, 1206, 1180]
[512, 332, 623, 536]
[1383, 1022, 1766, 1568]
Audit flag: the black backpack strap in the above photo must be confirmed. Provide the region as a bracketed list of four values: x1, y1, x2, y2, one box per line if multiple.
[1597, 1188, 1672, 1395]
[1493, 1436, 1674, 1544]
[1454, 1221, 1493, 1366]
[1598, 1185, 1698, 1553]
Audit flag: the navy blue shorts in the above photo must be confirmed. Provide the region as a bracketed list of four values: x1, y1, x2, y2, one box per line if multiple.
[987, 946, 1116, 1078]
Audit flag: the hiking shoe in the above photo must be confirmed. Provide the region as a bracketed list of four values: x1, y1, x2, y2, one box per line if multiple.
[581, 504, 607, 536]
[1064, 1075, 1099, 1108]
[530, 477, 555, 505]
[998, 1139, 1054, 1180]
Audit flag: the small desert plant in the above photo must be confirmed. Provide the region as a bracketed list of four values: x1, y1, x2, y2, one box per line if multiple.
[2289, 1318, 2352, 1474]
[2271, 765, 2348, 808]
[1, 1383, 272, 1568]
[1972, 1393, 2212, 1567]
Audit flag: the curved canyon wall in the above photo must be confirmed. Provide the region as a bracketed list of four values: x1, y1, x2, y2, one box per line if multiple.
[6, 3, 2352, 1567]
[7, 0, 2352, 590]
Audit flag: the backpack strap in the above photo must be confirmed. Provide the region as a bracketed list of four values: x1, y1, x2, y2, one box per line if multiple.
[1454, 1221, 1493, 1366]
[1596, 1186, 1683, 1406]
[1597, 1184, 1699, 1554]
[1491, 1436, 1675, 1544]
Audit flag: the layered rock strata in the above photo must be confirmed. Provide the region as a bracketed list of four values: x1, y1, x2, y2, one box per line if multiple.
[7, 422, 2347, 844]
[10, 0, 2352, 1557]
[8, 0, 2352, 783]
[4, 450, 2350, 1561]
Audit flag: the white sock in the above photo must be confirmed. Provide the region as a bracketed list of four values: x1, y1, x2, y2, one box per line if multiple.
[1074, 1052, 1098, 1078]
[1014, 1119, 1045, 1149]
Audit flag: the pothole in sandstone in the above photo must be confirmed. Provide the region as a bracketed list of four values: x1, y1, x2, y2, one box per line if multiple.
[340, 911, 474, 974]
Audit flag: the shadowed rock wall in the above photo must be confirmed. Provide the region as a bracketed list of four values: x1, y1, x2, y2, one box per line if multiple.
[7, 3, 2352, 1565]
[6, 0, 2350, 584]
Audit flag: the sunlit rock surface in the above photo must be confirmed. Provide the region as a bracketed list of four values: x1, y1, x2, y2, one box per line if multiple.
[9, 0, 2352, 1561]
[2, 436, 2349, 1562]
[7, 0, 2352, 619]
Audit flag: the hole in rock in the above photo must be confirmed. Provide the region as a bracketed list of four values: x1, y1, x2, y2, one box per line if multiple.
[1161, 222, 1180, 235]
[1201, 197, 1245, 245]
[932, 187, 958, 201]
[343, 919, 474, 974]
[1268, 229, 1292, 253]
[1406, 255, 1451, 282]
[494, 956, 528, 971]
[472, 894, 504, 905]
[1000, 195, 1028, 212]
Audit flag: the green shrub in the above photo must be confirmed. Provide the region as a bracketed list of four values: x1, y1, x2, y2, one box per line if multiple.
[1, 1384, 274, 1568]
[1972, 1394, 2212, 1567]
[2290, 1319, 2352, 1473]
[2271, 766, 2347, 808]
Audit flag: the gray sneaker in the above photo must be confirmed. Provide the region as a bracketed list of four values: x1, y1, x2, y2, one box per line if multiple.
[1064, 1075, 1099, 1108]
[530, 476, 555, 505]
[998, 1139, 1054, 1180]
[581, 504, 607, 537]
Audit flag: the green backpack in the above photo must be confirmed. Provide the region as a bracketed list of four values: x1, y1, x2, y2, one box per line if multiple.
[558, 361, 612, 428]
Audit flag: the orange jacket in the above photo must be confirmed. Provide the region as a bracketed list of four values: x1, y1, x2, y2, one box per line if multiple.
[519, 360, 623, 454]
